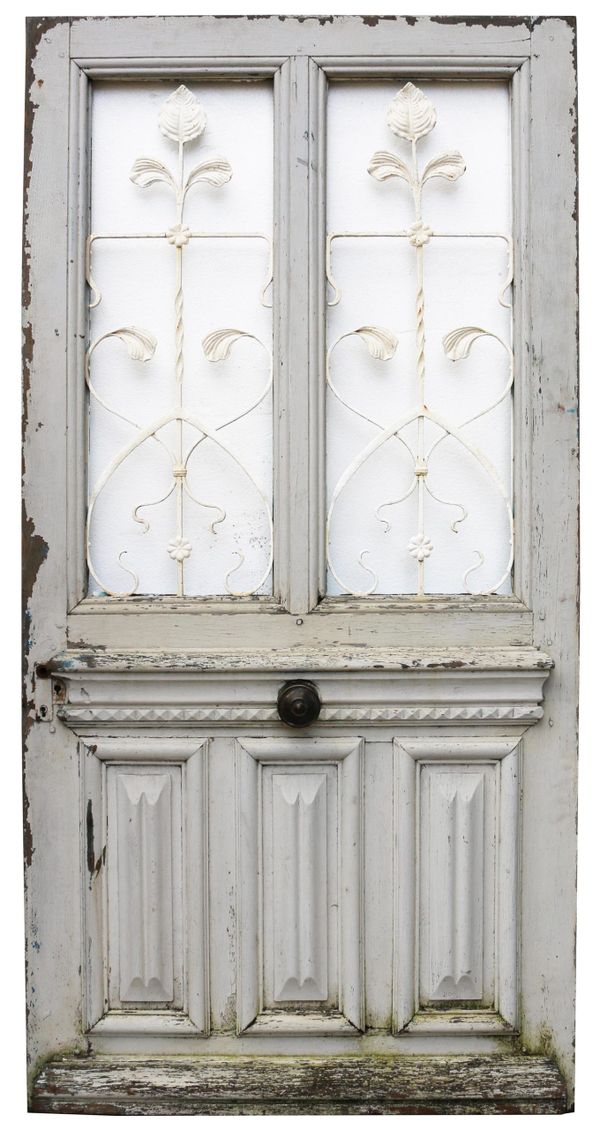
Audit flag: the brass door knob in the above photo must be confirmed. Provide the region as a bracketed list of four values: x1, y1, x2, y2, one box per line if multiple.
[277, 680, 322, 728]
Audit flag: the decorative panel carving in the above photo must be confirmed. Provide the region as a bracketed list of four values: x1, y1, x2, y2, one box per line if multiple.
[419, 764, 495, 1006]
[81, 737, 208, 1035]
[265, 768, 334, 1005]
[236, 737, 363, 1034]
[394, 737, 519, 1033]
[107, 768, 182, 1007]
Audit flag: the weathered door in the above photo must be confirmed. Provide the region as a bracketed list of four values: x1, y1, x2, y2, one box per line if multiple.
[24, 15, 578, 1114]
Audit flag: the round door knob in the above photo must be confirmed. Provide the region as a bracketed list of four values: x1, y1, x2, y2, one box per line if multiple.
[277, 680, 321, 728]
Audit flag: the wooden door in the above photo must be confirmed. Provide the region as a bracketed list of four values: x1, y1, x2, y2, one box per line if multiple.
[23, 15, 577, 1115]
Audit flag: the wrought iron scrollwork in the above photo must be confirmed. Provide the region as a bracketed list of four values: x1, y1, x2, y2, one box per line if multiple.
[86, 86, 273, 597]
[326, 83, 514, 596]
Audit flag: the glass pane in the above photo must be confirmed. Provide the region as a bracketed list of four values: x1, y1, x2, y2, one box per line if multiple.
[326, 81, 513, 596]
[87, 81, 273, 597]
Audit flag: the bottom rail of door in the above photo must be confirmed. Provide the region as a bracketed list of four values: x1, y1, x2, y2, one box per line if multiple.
[31, 1053, 568, 1115]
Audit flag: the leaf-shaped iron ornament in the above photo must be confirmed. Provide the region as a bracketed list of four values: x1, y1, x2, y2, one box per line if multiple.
[99, 327, 157, 363]
[386, 82, 437, 142]
[421, 151, 467, 184]
[353, 325, 398, 361]
[185, 158, 233, 192]
[367, 83, 465, 205]
[367, 151, 413, 184]
[159, 84, 207, 144]
[129, 157, 176, 190]
[202, 328, 256, 362]
[442, 326, 493, 362]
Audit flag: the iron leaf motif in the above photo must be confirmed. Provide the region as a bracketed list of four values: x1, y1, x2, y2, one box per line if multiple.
[185, 158, 233, 192]
[353, 326, 398, 361]
[421, 152, 467, 184]
[129, 157, 176, 191]
[158, 84, 207, 144]
[100, 327, 157, 363]
[367, 151, 413, 184]
[386, 82, 437, 142]
[442, 326, 493, 362]
[202, 328, 256, 363]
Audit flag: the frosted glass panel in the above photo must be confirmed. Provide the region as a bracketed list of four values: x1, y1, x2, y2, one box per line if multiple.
[326, 82, 513, 596]
[87, 82, 273, 596]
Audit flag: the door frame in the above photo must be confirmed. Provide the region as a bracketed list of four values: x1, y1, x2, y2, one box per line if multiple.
[23, 14, 578, 1113]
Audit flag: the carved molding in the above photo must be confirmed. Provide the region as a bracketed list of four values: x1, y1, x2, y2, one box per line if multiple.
[60, 702, 543, 726]
[63, 705, 281, 725]
[323, 703, 540, 722]
[52, 651, 549, 730]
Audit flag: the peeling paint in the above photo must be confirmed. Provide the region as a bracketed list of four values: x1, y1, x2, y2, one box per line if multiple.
[85, 800, 95, 878]
[30, 1054, 568, 1114]
[360, 15, 397, 28]
[22, 19, 61, 870]
[23, 785, 35, 868]
[23, 17, 65, 309]
[430, 15, 531, 30]
[86, 798, 105, 882]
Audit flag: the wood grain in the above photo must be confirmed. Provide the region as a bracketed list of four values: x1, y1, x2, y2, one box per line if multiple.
[31, 1054, 567, 1114]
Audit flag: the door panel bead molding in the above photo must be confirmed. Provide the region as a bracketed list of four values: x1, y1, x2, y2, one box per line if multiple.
[326, 83, 514, 597]
[86, 86, 273, 598]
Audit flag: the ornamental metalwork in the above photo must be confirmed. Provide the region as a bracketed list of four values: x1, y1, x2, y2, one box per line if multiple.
[326, 82, 514, 596]
[86, 85, 273, 597]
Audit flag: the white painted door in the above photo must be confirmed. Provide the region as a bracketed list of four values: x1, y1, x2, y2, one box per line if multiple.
[24, 15, 578, 1115]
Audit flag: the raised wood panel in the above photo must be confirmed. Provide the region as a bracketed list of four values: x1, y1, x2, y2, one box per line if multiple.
[108, 768, 181, 1007]
[82, 738, 208, 1035]
[266, 769, 332, 1004]
[236, 737, 363, 1034]
[419, 764, 495, 1006]
[394, 737, 519, 1033]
